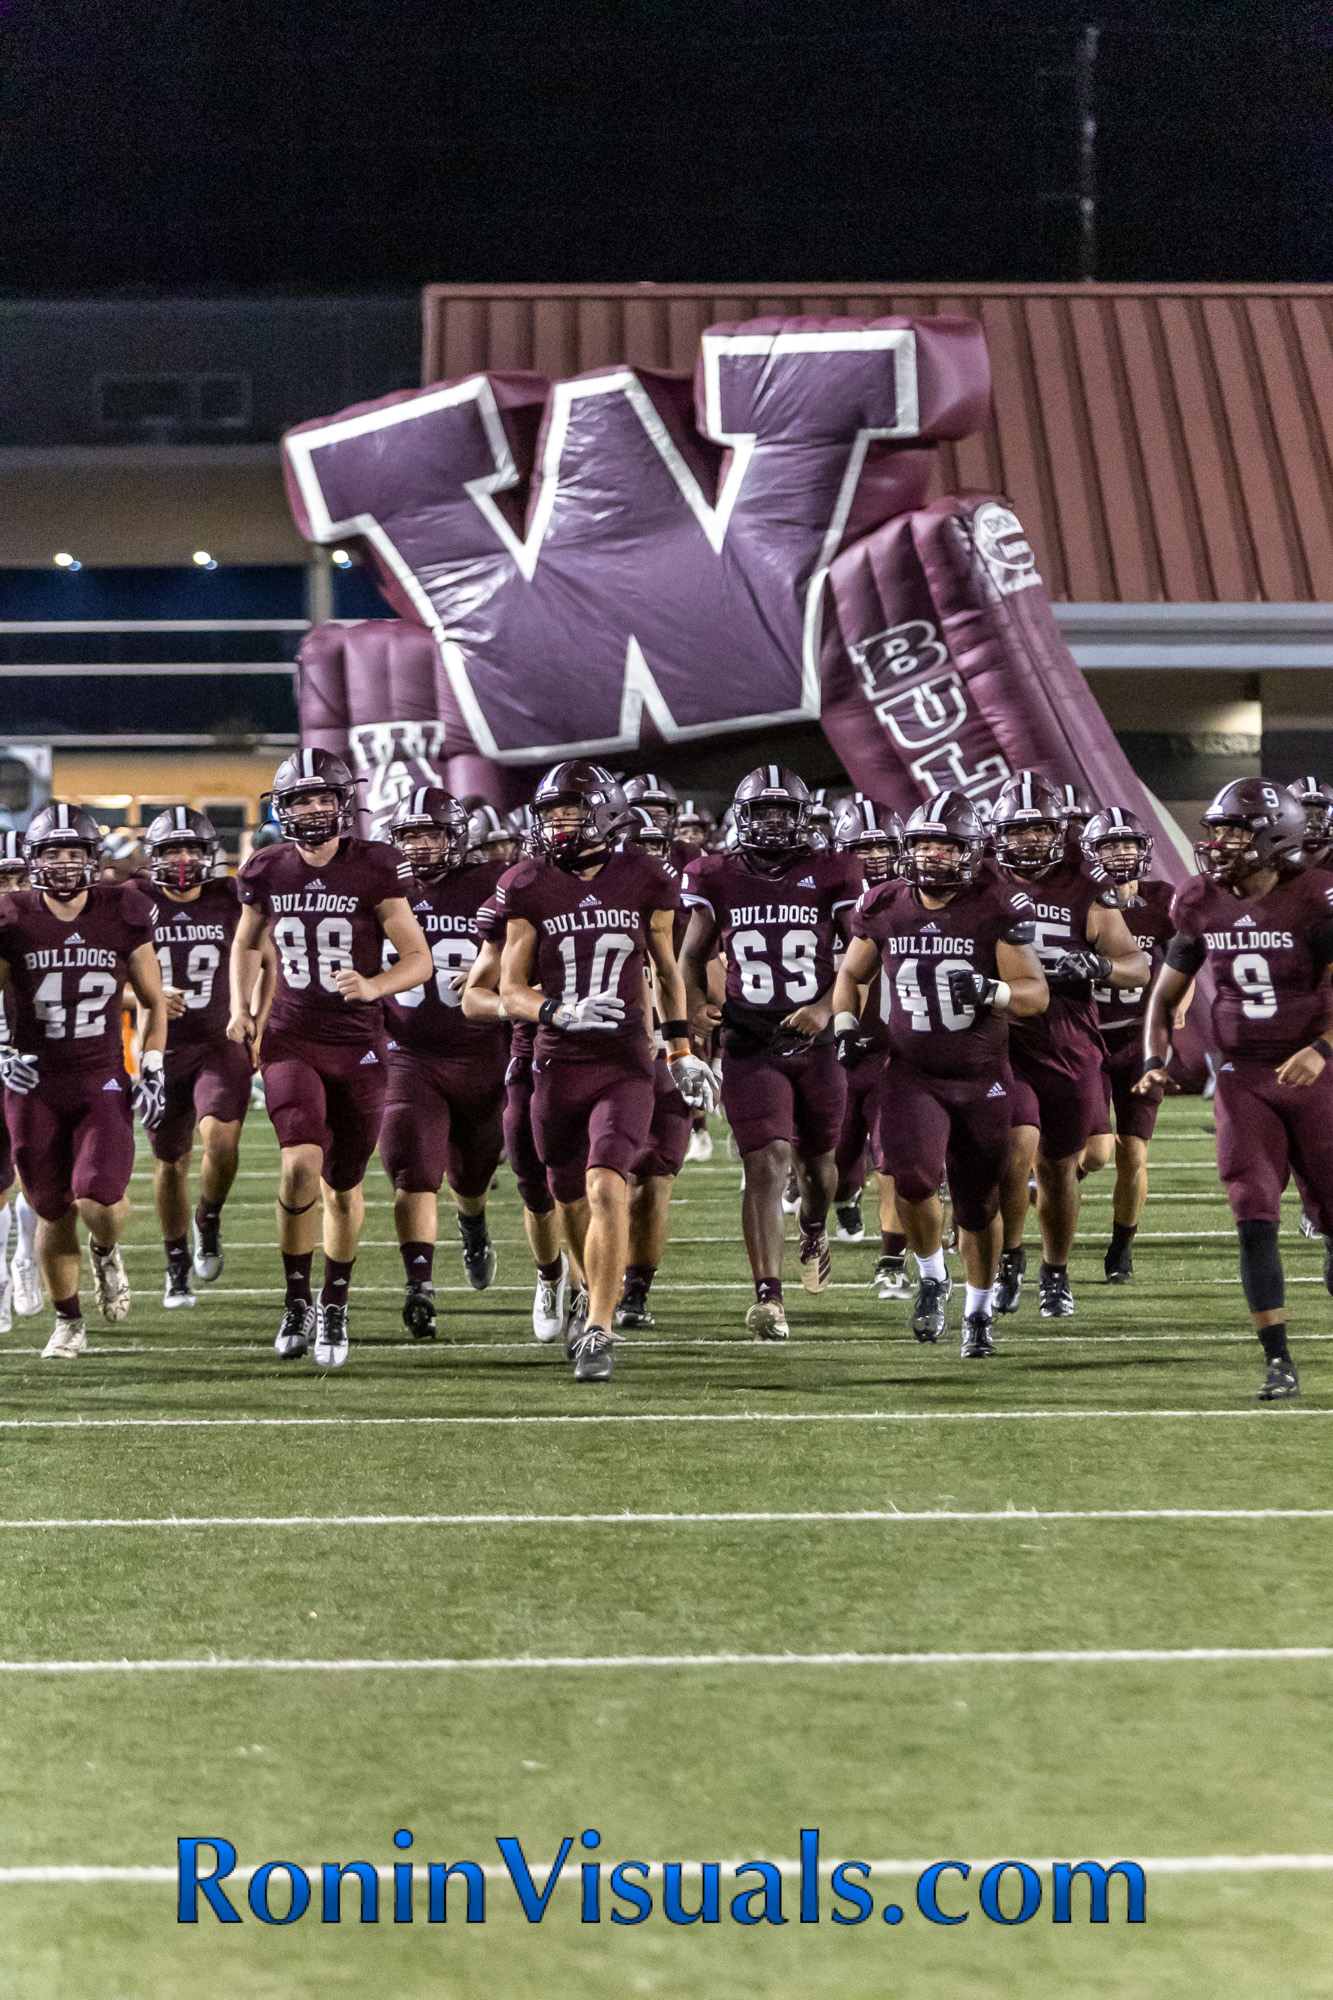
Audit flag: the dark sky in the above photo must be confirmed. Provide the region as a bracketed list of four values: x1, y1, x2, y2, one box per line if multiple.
[4, 0, 1328, 294]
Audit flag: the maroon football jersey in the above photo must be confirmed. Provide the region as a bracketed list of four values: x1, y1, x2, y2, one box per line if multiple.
[383, 859, 508, 1059]
[1095, 879, 1175, 1043]
[1000, 856, 1117, 1064]
[1168, 867, 1333, 1064]
[0, 881, 153, 1074]
[237, 835, 409, 1045]
[497, 849, 678, 1066]
[475, 876, 532, 1061]
[851, 874, 1037, 1077]
[681, 847, 862, 1028]
[146, 877, 242, 1052]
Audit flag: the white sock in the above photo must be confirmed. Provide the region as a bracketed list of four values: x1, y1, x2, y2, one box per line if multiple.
[0, 1201, 10, 1285]
[916, 1248, 947, 1282]
[965, 1283, 992, 1318]
[15, 1193, 38, 1266]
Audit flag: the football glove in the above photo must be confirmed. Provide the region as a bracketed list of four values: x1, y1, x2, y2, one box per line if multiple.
[555, 993, 625, 1032]
[0, 1043, 39, 1095]
[835, 1026, 874, 1068]
[1047, 949, 1112, 998]
[132, 1050, 167, 1130]
[946, 968, 1004, 1014]
[668, 1052, 718, 1112]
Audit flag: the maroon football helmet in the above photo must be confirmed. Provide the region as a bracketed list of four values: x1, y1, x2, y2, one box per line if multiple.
[833, 795, 904, 885]
[143, 806, 219, 890]
[675, 799, 714, 848]
[620, 803, 671, 860]
[1196, 779, 1307, 886]
[532, 760, 630, 870]
[466, 802, 519, 864]
[389, 787, 470, 881]
[1055, 782, 1099, 833]
[1082, 806, 1154, 883]
[901, 791, 985, 888]
[24, 802, 104, 897]
[1286, 776, 1333, 856]
[0, 828, 29, 894]
[991, 772, 1068, 876]
[732, 766, 812, 873]
[623, 772, 679, 837]
[269, 748, 356, 845]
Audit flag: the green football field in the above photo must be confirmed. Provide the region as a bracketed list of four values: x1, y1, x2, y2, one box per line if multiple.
[3, 1096, 1332, 1998]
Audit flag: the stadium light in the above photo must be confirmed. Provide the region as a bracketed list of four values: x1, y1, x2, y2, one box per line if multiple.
[193, 550, 218, 569]
[330, 548, 353, 568]
[53, 552, 82, 571]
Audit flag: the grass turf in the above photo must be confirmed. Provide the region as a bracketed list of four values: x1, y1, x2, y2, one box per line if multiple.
[2, 1096, 1332, 1996]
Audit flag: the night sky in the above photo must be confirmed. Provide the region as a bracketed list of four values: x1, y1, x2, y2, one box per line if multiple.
[4, 0, 1329, 294]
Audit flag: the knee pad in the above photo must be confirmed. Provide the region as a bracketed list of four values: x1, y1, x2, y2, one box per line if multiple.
[1237, 1218, 1284, 1313]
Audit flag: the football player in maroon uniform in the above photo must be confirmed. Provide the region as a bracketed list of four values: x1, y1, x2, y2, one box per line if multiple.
[625, 780, 720, 1167]
[1057, 783, 1099, 862]
[1078, 808, 1181, 1284]
[0, 803, 169, 1358]
[1287, 777, 1333, 867]
[141, 808, 261, 1307]
[228, 750, 432, 1368]
[1140, 779, 1333, 1401]
[467, 803, 521, 868]
[380, 788, 508, 1339]
[830, 797, 905, 1268]
[498, 762, 712, 1381]
[675, 800, 715, 850]
[680, 767, 862, 1339]
[833, 792, 1048, 1355]
[990, 774, 1150, 1319]
[0, 830, 31, 1330]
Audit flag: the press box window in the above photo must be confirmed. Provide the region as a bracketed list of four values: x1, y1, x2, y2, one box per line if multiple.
[97, 374, 252, 435]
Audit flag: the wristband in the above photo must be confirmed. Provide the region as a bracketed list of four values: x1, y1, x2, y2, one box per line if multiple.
[660, 1018, 689, 1040]
[140, 1049, 164, 1073]
[833, 1011, 860, 1034]
[1142, 1051, 1168, 1077]
[992, 981, 1011, 1011]
[537, 997, 561, 1027]
[1314, 1038, 1333, 1061]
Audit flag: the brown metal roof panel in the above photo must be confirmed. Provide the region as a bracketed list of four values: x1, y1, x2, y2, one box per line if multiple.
[1203, 295, 1302, 602]
[1066, 296, 1157, 603]
[1246, 297, 1333, 600]
[1024, 295, 1112, 602]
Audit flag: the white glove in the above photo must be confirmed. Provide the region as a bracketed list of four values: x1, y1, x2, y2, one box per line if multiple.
[669, 1052, 718, 1112]
[132, 1049, 166, 1130]
[555, 994, 626, 1032]
[0, 1044, 39, 1095]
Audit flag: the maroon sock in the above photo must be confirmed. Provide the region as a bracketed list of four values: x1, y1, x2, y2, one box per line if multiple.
[53, 1293, 81, 1321]
[536, 1257, 564, 1282]
[756, 1277, 783, 1305]
[881, 1231, 907, 1257]
[321, 1256, 355, 1307]
[624, 1262, 655, 1295]
[164, 1234, 189, 1275]
[400, 1241, 434, 1286]
[282, 1251, 313, 1307]
[195, 1197, 223, 1226]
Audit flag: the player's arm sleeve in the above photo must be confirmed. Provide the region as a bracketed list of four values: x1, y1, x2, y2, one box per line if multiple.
[1002, 918, 1037, 946]
[679, 860, 713, 914]
[1309, 917, 1333, 968]
[1165, 933, 1206, 976]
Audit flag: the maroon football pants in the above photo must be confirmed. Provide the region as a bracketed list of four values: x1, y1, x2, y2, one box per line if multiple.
[380, 1045, 507, 1200]
[1098, 1033, 1162, 1146]
[875, 1063, 1014, 1232]
[631, 1059, 692, 1180]
[721, 1040, 847, 1159]
[260, 1034, 388, 1192]
[834, 1057, 888, 1198]
[503, 1053, 555, 1216]
[532, 1052, 655, 1204]
[1009, 1041, 1110, 1159]
[1215, 1059, 1333, 1232]
[6, 1068, 135, 1221]
[150, 1040, 254, 1164]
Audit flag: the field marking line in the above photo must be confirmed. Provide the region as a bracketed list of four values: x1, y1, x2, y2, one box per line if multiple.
[1, 1647, 1331, 1673]
[1, 1854, 1329, 1885]
[7, 1331, 1330, 1356]
[3, 1854, 1331, 1884]
[2, 1506, 1331, 1529]
[5, 1408, 1333, 1431]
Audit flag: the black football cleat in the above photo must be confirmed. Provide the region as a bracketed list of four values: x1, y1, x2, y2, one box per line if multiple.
[402, 1281, 437, 1340]
[1038, 1265, 1075, 1318]
[834, 1199, 864, 1243]
[613, 1280, 655, 1331]
[960, 1311, 996, 1359]
[1258, 1355, 1300, 1402]
[992, 1247, 1025, 1316]
[571, 1324, 620, 1383]
[912, 1273, 952, 1344]
[1104, 1243, 1134, 1285]
[273, 1301, 314, 1359]
[458, 1215, 497, 1290]
[564, 1286, 590, 1359]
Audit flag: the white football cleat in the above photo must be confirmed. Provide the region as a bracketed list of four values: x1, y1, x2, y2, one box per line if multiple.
[41, 1317, 86, 1360]
[274, 1301, 315, 1359]
[532, 1252, 569, 1344]
[163, 1267, 196, 1309]
[0, 1276, 10, 1335]
[685, 1127, 714, 1164]
[191, 1217, 223, 1282]
[89, 1242, 130, 1323]
[11, 1258, 44, 1317]
[745, 1299, 790, 1341]
[314, 1300, 350, 1368]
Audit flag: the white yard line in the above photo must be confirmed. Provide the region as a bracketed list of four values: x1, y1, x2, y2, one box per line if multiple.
[1, 1506, 1329, 1529]
[1, 1646, 1330, 1672]
[7, 1331, 1326, 1356]
[4, 1408, 1333, 1431]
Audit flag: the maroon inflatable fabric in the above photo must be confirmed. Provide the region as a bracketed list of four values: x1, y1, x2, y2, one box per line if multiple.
[283, 318, 989, 773]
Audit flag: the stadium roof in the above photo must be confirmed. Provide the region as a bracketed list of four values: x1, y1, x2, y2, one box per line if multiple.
[422, 282, 1333, 607]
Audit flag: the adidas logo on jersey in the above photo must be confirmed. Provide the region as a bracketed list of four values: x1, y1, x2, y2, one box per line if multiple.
[66, 932, 85, 943]
[102, 1076, 122, 1091]
[921, 922, 940, 934]
[359, 1050, 379, 1065]
[413, 900, 432, 912]
[1235, 914, 1257, 926]
[580, 893, 599, 907]
[305, 878, 325, 891]
[986, 1081, 1007, 1098]
[797, 876, 816, 888]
